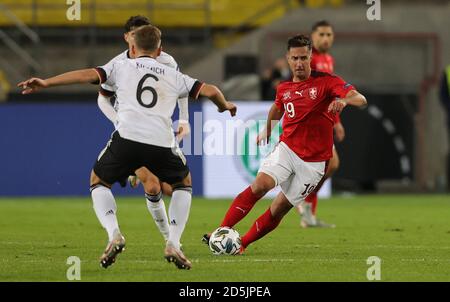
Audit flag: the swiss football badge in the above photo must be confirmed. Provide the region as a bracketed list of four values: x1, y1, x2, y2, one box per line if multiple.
[309, 87, 317, 100]
[282, 91, 291, 100]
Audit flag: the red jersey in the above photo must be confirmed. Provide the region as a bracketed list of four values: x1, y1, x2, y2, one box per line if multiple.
[310, 47, 341, 124]
[310, 47, 334, 73]
[274, 71, 355, 162]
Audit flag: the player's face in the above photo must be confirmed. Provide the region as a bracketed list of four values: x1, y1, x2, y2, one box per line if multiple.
[286, 47, 311, 80]
[124, 25, 141, 42]
[124, 29, 133, 44]
[312, 26, 334, 53]
[124, 29, 138, 58]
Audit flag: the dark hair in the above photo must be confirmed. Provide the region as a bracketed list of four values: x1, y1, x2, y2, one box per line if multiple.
[312, 20, 333, 32]
[124, 15, 151, 33]
[287, 34, 312, 51]
[134, 25, 162, 52]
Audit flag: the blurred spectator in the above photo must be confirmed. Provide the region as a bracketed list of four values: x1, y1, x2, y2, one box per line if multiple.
[440, 64, 450, 189]
[260, 57, 291, 101]
[0, 70, 10, 102]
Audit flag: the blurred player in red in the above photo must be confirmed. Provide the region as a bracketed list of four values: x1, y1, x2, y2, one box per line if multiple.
[204, 34, 366, 252]
[296, 20, 345, 228]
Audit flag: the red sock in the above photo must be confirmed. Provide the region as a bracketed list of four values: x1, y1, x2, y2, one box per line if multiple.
[220, 186, 262, 228]
[241, 208, 282, 248]
[305, 191, 318, 216]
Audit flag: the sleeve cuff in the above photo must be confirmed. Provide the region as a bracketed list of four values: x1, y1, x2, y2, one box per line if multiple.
[99, 86, 115, 97]
[189, 81, 204, 100]
[92, 67, 107, 85]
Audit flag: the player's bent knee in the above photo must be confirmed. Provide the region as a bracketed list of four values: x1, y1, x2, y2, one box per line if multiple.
[251, 176, 275, 196]
[270, 206, 289, 221]
[90, 170, 101, 186]
[270, 194, 293, 220]
[90, 170, 111, 189]
[142, 180, 161, 195]
[172, 184, 192, 194]
[180, 173, 192, 187]
[89, 183, 110, 193]
[145, 190, 162, 203]
[251, 184, 267, 196]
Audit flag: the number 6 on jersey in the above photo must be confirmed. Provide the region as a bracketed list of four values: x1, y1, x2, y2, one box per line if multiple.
[137, 74, 158, 108]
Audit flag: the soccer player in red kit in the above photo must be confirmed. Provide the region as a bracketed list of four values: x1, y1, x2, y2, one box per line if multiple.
[204, 35, 367, 252]
[296, 20, 345, 228]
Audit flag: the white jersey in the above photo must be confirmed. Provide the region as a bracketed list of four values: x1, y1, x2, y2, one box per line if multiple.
[96, 56, 203, 147]
[100, 50, 189, 122]
[101, 50, 178, 92]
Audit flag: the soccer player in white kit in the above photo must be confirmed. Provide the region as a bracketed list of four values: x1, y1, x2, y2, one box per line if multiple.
[97, 16, 189, 247]
[18, 25, 237, 270]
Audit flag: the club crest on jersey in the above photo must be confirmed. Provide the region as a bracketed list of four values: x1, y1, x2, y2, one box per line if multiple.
[282, 91, 291, 100]
[309, 87, 318, 100]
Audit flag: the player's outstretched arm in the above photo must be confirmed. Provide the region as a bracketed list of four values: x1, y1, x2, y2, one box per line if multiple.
[328, 90, 367, 115]
[17, 69, 100, 94]
[199, 84, 236, 117]
[257, 103, 284, 145]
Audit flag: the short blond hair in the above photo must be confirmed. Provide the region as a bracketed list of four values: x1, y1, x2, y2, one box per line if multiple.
[133, 25, 161, 52]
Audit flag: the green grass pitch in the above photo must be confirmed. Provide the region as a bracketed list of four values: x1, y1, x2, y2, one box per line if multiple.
[0, 195, 449, 281]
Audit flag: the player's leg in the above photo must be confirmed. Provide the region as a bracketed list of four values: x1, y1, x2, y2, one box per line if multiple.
[91, 131, 141, 268]
[299, 148, 339, 228]
[90, 171, 125, 268]
[167, 173, 192, 250]
[90, 171, 125, 269]
[152, 145, 192, 269]
[240, 192, 293, 252]
[164, 173, 192, 269]
[134, 167, 170, 242]
[203, 142, 293, 245]
[201, 172, 275, 245]
[129, 174, 173, 198]
[161, 181, 173, 196]
[219, 172, 276, 228]
[219, 142, 292, 228]
[90, 170, 122, 244]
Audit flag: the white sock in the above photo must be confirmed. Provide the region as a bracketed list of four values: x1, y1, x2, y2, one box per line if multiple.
[301, 201, 317, 225]
[91, 185, 120, 242]
[168, 188, 192, 249]
[296, 202, 304, 215]
[146, 192, 170, 241]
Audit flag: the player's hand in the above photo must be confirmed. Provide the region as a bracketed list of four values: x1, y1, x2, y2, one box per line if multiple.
[334, 122, 345, 143]
[17, 78, 48, 94]
[257, 130, 270, 145]
[219, 102, 237, 117]
[176, 121, 190, 143]
[328, 99, 347, 115]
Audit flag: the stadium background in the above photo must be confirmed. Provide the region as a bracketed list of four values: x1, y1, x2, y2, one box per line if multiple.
[1, 0, 449, 196]
[0, 0, 450, 282]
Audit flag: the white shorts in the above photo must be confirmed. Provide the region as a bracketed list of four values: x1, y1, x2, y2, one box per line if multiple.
[258, 142, 326, 206]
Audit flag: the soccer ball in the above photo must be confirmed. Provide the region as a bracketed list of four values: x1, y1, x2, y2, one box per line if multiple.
[209, 226, 241, 255]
